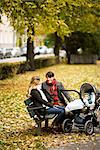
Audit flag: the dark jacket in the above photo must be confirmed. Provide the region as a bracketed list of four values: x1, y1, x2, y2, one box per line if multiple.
[42, 81, 73, 105]
[30, 89, 53, 108]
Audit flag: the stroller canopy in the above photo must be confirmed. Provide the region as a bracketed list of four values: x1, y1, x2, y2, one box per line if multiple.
[80, 83, 96, 108]
[80, 83, 96, 97]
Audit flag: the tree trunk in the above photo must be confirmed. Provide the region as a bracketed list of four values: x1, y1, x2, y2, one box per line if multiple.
[66, 50, 71, 64]
[64, 36, 71, 64]
[27, 28, 35, 71]
[54, 32, 61, 63]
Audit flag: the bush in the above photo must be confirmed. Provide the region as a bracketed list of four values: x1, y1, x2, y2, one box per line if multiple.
[0, 57, 57, 80]
[0, 63, 19, 79]
[35, 57, 57, 69]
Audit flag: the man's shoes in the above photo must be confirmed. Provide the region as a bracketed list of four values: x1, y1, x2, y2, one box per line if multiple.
[51, 121, 62, 129]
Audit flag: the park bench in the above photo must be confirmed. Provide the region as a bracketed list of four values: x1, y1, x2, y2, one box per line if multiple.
[24, 98, 56, 134]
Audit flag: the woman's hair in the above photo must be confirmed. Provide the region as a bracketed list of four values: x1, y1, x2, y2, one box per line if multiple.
[26, 76, 40, 97]
[30, 76, 40, 85]
[46, 71, 54, 78]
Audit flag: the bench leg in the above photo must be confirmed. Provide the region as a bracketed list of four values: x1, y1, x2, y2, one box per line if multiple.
[45, 119, 48, 128]
[34, 119, 42, 135]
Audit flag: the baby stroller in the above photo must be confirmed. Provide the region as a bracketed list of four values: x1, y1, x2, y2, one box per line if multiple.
[62, 83, 100, 135]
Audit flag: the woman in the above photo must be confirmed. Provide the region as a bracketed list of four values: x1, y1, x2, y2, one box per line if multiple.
[27, 76, 65, 126]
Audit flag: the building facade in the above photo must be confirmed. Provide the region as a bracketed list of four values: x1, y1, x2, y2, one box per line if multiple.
[0, 15, 16, 48]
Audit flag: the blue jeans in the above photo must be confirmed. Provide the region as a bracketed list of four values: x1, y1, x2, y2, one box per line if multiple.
[46, 106, 65, 124]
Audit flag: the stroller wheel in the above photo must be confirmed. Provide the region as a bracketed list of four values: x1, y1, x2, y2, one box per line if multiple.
[62, 119, 72, 133]
[85, 120, 94, 135]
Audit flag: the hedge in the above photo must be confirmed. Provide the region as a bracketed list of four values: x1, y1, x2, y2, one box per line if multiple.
[0, 57, 57, 80]
[70, 55, 97, 64]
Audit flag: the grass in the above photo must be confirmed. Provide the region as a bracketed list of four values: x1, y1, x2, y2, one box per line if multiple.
[0, 64, 100, 149]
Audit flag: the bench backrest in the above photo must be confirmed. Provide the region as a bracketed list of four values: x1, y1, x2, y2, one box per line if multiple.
[24, 98, 35, 118]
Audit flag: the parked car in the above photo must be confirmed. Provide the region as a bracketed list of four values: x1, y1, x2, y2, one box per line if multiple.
[0, 48, 5, 59]
[0, 47, 21, 58]
[21, 45, 53, 56]
[46, 47, 54, 54]
[11, 47, 21, 57]
[59, 50, 66, 58]
[21, 45, 48, 56]
[20, 46, 27, 56]
[4, 48, 13, 58]
[34, 45, 48, 54]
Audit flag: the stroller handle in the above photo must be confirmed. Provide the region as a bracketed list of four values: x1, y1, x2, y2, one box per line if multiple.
[61, 89, 85, 105]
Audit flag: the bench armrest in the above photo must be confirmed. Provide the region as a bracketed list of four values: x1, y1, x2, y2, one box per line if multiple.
[28, 106, 46, 111]
[24, 98, 33, 106]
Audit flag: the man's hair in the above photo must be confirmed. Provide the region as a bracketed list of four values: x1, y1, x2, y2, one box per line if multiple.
[46, 71, 54, 78]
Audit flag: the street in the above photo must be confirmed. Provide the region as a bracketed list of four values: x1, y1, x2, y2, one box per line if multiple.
[0, 54, 54, 63]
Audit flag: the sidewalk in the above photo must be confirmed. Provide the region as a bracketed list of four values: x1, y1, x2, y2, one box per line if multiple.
[49, 136, 100, 150]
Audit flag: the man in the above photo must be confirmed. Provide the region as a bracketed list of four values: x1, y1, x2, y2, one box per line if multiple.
[42, 71, 73, 106]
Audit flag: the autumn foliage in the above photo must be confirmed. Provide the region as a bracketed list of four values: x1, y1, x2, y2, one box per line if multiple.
[0, 64, 100, 149]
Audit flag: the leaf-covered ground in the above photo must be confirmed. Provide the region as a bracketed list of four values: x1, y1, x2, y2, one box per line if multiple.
[0, 64, 100, 150]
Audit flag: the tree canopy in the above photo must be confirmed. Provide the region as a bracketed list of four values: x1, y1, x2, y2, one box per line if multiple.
[0, 0, 100, 69]
[0, 0, 100, 37]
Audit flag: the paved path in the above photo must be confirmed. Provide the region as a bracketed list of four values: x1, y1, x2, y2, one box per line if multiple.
[49, 136, 100, 150]
[48, 127, 100, 150]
